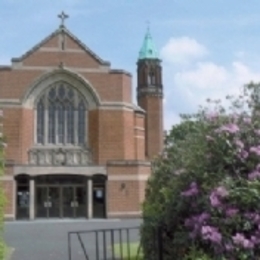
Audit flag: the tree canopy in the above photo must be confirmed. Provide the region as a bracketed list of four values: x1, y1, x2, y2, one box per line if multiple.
[141, 83, 260, 259]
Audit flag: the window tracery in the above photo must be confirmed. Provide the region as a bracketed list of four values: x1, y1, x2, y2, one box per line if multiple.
[36, 82, 87, 146]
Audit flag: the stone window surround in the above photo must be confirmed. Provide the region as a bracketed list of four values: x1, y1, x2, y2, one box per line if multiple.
[35, 81, 88, 146]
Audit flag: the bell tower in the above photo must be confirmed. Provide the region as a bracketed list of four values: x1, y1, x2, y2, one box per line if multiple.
[137, 27, 164, 159]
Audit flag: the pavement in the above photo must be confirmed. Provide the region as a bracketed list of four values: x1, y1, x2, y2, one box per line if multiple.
[4, 218, 142, 260]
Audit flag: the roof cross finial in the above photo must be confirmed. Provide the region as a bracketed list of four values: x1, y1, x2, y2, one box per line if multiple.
[58, 11, 69, 28]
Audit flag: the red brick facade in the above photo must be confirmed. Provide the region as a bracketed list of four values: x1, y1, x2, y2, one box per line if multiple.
[0, 25, 163, 220]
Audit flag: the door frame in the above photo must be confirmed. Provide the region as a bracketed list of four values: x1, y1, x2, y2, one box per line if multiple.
[35, 184, 87, 218]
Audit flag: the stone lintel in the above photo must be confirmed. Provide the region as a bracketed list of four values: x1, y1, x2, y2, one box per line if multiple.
[107, 160, 151, 167]
[13, 165, 107, 176]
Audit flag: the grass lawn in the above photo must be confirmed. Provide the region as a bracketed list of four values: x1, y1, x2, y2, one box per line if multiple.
[4, 246, 15, 260]
[112, 242, 143, 260]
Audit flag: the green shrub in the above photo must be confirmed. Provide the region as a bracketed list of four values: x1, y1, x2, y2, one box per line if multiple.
[141, 83, 260, 259]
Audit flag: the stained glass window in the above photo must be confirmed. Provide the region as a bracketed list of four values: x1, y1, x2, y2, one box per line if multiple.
[36, 82, 86, 146]
[36, 99, 44, 144]
[66, 103, 74, 144]
[78, 101, 85, 145]
[48, 103, 55, 144]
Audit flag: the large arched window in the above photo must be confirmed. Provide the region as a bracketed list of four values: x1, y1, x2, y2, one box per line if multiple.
[36, 82, 87, 146]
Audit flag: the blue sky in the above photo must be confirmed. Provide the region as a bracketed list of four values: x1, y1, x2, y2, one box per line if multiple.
[2, 0, 260, 130]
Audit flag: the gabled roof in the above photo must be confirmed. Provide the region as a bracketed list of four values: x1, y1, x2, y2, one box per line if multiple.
[11, 26, 110, 66]
[138, 28, 159, 60]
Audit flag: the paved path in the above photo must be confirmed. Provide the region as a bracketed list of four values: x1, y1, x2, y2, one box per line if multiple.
[4, 219, 142, 260]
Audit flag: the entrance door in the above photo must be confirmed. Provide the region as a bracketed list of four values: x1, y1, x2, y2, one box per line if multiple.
[35, 183, 87, 218]
[36, 187, 48, 218]
[62, 187, 74, 218]
[36, 186, 60, 218]
[93, 187, 106, 218]
[48, 187, 60, 218]
[62, 186, 86, 218]
[75, 186, 86, 218]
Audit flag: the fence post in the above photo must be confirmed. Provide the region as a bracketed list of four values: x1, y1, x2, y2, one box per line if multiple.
[157, 224, 163, 260]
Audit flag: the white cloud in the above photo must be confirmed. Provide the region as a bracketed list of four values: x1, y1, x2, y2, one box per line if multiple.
[160, 37, 208, 65]
[173, 61, 260, 109]
[161, 37, 260, 130]
[175, 62, 228, 90]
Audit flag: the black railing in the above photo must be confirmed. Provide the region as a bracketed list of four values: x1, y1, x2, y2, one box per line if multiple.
[68, 226, 143, 260]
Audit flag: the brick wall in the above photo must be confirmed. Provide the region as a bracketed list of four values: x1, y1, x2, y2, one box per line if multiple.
[19, 108, 34, 164]
[1, 181, 13, 216]
[134, 112, 145, 160]
[97, 109, 135, 164]
[139, 96, 163, 159]
[106, 162, 151, 217]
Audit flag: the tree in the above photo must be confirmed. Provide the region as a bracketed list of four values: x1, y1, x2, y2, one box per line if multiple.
[141, 83, 260, 259]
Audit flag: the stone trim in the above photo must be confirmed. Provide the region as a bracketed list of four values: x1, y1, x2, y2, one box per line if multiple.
[4, 214, 15, 220]
[11, 26, 110, 66]
[0, 66, 11, 71]
[13, 165, 107, 176]
[134, 127, 145, 131]
[99, 102, 142, 112]
[22, 68, 101, 109]
[108, 174, 149, 181]
[109, 69, 132, 77]
[0, 99, 21, 108]
[135, 136, 145, 139]
[39, 47, 85, 53]
[11, 65, 110, 73]
[107, 211, 141, 217]
[133, 104, 145, 114]
[0, 175, 13, 181]
[107, 160, 151, 166]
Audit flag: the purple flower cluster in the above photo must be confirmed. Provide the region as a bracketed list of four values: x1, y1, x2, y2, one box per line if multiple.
[225, 208, 239, 217]
[185, 213, 210, 238]
[181, 182, 199, 197]
[206, 111, 219, 121]
[249, 146, 260, 156]
[232, 233, 254, 249]
[243, 117, 251, 124]
[201, 225, 222, 244]
[248, 170, 260, 180]
[209, 186, 229, 208]
[216, 123, 240, 134]
[234, 139, 244, 149]
[244, 212, 260, 224]
[238, 150, 249, 160]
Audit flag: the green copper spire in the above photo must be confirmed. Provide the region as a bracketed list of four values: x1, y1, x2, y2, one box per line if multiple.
[138, 27, 159, 60]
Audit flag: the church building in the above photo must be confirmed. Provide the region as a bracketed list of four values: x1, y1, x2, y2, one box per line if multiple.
[0, 13, 164, 220]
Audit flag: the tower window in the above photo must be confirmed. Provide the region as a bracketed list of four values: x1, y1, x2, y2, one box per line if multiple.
[148, 71, 156, 85]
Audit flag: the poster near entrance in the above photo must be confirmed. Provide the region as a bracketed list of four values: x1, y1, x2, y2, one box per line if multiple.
[93, 178, 106, 218]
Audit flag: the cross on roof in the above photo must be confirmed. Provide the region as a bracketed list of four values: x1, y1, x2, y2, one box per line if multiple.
[58, 11, 69, 28]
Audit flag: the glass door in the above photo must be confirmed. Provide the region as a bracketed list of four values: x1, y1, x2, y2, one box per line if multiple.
[75, 186, 86, 218]
[62, 186, 74, 218]
[93, 186, 106, 218]
[48, 187, 60, 218]
[36, 187, 48, 218]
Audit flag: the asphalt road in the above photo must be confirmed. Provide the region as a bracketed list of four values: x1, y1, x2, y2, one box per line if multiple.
[4, 218, 142, 260]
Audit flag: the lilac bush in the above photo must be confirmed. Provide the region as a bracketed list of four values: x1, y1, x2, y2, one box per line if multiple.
[142, 83, 260, 259]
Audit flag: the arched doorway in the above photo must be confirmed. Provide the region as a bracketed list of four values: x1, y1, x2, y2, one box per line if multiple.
[15, 174, 30, 219]
[92, 174, 107, 218]
[35, 175, 87, 218]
